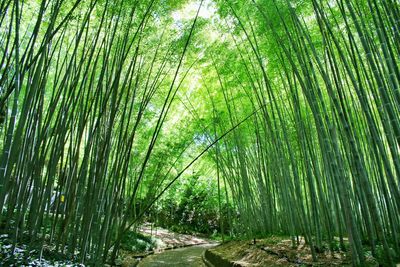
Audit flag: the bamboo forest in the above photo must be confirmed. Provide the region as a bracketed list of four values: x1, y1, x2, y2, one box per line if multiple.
[0, 0, 399, 266]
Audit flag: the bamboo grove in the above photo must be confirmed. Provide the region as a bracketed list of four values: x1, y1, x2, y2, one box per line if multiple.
[0, 0, 207, 264]
[0, 0, 399, 266]
[208, 0, 400, 266]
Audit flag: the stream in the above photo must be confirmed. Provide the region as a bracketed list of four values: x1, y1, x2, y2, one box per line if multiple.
[137, 243, 216, 267]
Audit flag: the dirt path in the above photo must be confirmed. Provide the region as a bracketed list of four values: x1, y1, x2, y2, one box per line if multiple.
[133, 225, 218, 266]
[137, 243, 216, 267]
[138, 225, 214, 250]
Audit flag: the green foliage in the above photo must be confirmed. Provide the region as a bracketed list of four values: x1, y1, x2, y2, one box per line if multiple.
[121, 231, 156, 252]
[153, 173, 232, 235]
[0, 0, 399, 265]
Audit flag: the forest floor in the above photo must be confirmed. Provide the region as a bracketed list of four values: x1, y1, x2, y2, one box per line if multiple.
[0, 233, 84, 266]
[137, 243, 215, 267]
[138, 224, 215, 250]
[206, 237, 380, 266]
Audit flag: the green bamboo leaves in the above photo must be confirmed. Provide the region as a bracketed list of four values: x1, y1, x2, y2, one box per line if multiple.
[209, 0, 399, 265]
[0, 0, 399, 265]
[0, 0, 204, 264]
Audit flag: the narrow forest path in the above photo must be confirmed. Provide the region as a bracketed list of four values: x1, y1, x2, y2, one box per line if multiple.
[138, 224, 215, 249]
[137, 243, 216, 267]
[131, 225, 218, 266]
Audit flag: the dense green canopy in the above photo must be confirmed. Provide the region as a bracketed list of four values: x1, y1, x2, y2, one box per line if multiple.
[0, 0, 399, 265]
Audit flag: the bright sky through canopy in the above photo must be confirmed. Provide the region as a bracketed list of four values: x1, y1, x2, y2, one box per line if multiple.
[172, 0, 216, 21]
